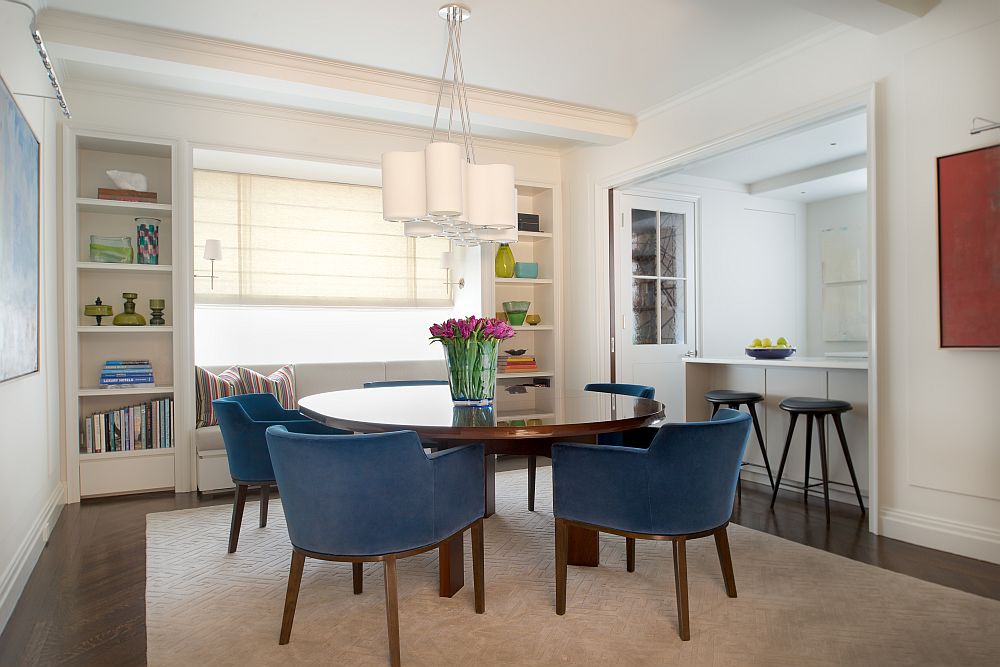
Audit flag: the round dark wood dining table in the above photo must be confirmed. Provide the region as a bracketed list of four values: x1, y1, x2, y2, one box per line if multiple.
[299, 385, 665, 598]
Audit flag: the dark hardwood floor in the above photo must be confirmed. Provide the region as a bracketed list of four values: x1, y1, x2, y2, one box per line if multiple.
[1, 459, 998, 666]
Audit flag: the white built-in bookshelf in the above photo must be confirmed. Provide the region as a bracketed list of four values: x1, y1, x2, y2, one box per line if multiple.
[62, 129, 187, 501]
[485, 183, 563, 423]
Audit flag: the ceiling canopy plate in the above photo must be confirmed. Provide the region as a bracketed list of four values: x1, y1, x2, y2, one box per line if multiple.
[438, 4, 470, 22]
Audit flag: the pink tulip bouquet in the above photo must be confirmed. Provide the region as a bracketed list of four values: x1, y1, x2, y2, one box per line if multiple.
[430, 316, 515, 405]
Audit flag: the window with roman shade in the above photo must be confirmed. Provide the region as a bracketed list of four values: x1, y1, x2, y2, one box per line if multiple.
[192, 170, 451, 307]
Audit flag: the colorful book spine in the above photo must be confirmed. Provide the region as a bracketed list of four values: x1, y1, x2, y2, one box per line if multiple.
[80, 397, 175, 453]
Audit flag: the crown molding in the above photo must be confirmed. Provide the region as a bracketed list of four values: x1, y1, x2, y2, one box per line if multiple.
[37, 9, 635, 146]
[62, 79, 564, 159]
[636, 24, 852, 122]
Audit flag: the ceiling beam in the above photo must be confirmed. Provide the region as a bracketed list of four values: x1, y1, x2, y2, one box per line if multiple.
[749, 154, 868, 195]
[782, 0, 940, 34]
[37, 10, 635, 146]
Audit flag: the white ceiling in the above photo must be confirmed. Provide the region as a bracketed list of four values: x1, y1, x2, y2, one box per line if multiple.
[641, 111, 868, 203]
[43, 0, 833, 115]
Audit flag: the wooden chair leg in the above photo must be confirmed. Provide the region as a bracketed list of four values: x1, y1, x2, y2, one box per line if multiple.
[747, 402, 774, 488]
[817, 415, 831, 523]
[527, 455, 537, 511]
[626, 537, 635, 573]
[259, 484, 270, 528]
[555, 519, 568, 615]
[278, 550, 305, 645]
[672, 539, 690, 641]
[714, 527, 737, 598]
[383, 558, 401, 667]
[770, 413, 798, 508]
[228, 483, 248, 553]
[833, 413, 866, 514]
[472, 519, 485, 614]
[804, 415, 813, 504]
[352, 562, 363, 595]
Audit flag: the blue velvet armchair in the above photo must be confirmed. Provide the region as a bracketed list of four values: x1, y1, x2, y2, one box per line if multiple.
[552, 409, 751, 641]
[264, 427, 485, 666]
[525, 382, 657, 512]
[213, 393, 349, 553]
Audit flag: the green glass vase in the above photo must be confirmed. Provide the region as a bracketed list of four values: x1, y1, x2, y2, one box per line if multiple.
[494, 243, 515, 278]
[441, 339, 499, 406]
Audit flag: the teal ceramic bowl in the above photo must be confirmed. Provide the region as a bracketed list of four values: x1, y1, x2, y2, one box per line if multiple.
[514, 262, 539, 279]
[502, 300, 531, 326]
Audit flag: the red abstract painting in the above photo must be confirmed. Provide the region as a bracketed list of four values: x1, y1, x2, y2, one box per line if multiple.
[937, 143, 1000, 348]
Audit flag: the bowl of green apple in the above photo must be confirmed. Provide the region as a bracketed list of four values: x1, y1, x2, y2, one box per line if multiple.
[745, 337, 796, 359]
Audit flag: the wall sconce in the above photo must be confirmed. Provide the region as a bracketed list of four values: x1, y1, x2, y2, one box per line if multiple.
[195, 239, 223, 290]
[440, 251, 465, 290]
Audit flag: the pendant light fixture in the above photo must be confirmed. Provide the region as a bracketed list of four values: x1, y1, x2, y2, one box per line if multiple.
[381, 4, 516, 246]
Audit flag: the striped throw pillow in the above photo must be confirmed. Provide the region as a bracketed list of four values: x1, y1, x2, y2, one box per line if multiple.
[238, 365, 296, 410]
[195, 366, 243, 427]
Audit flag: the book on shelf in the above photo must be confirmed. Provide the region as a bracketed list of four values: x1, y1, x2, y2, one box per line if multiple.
[81, 397, 173, 454]
[97, 188, 158, 203]
[498, 354, 538, 372]
[100, 359, 154, 387]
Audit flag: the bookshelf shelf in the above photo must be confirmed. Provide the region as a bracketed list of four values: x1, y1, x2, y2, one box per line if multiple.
[509, 325, 553, 331]
[77, 325, 173, 333]
[495, 277, 553, 285]
[78, 386, 175, 397]
[76, 197, 172, 216]
[80, 448, 174, 461]
[516, 231, 553, 242]
[497, 370, 555, 379]
[77, 261, 172, 273]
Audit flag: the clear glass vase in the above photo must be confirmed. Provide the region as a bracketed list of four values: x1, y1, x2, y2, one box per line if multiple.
[441, 339, 499, 406]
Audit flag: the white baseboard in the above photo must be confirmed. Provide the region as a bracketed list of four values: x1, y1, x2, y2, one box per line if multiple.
[880, 507, 1000, 566]
[0, 482, 65, 633]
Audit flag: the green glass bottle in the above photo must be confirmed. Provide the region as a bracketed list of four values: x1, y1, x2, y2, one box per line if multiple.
[494, 243, 515, 278]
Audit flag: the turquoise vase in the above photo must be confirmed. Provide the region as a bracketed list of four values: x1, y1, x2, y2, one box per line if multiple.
[441, 339, 499, 406]
[494, 243, 515, 278]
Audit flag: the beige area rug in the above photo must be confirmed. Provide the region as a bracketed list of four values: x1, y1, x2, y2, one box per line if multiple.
[147, 469, 1000, 666]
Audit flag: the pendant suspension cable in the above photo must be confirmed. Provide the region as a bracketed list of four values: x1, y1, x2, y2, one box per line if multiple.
[430, 8, 455, 143]
[453, 16, 476, 165]
[447, 14, 458, 143]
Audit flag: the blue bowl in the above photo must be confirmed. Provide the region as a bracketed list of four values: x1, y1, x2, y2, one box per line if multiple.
[514, 262, 539, 279]
[745, 347, 796, 360]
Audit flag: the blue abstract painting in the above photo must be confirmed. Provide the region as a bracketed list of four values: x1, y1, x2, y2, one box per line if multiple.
[0, 75, 40, 382]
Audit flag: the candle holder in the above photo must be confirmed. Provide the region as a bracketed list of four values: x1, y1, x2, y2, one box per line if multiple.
[149, 298, 166, 326]
[112, 292, 146, 326]
[83, 297, 113, 326]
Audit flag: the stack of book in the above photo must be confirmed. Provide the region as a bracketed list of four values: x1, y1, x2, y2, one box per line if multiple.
[97, 187, 158, 203]
[498, 353, 538, 373]
[81, 397, 173, 453]
[101, 360, 154, 388]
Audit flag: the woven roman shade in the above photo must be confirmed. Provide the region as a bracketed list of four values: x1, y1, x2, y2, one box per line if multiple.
[193, 170, 451, 307]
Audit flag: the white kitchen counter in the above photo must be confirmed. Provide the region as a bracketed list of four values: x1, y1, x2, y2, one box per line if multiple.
[683, 355, 868, 370]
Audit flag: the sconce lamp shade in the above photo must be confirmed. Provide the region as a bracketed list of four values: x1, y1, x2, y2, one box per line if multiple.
[382, 150, 427, 221]
[439, 250, 456, 270]
[203, 239, 223, 261]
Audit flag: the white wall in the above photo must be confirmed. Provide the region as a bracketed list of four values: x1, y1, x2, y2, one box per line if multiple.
[635, 177, 807, 356]
[562, 1, 1000, 562]
[806, 192, 869, 356]
[0, 2, 64, 632]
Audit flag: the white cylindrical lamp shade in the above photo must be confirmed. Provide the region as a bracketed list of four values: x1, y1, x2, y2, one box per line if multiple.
[487, 163, 516, 229]
[203, 238, 223, 261]
[424, 142, 464, 218]
[404, 219, 441, 237]
[464, 163, 493, 231]
[381, 150, 426, 221]
[439, 250, 456, 270]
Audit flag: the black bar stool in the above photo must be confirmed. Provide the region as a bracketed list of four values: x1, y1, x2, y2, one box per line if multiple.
[770, 397, 865, 521]
[704, 390, 774, 499]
